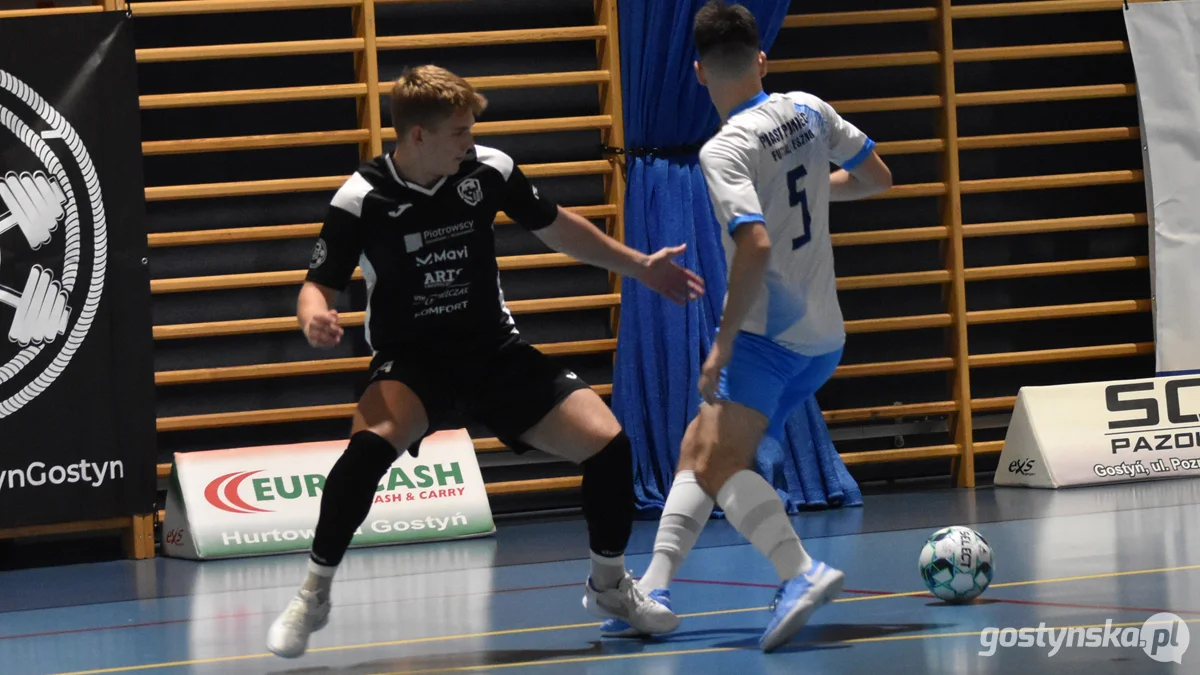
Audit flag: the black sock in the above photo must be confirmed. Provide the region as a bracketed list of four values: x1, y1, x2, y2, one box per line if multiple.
[310, 430, 398, 567]
[581, 431, 635, 559]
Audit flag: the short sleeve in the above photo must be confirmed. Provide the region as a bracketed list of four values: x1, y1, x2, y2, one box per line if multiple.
[699, 133, 765, 237]
[502, 163, 559, 231]
[305, 173, 368, 291]
[811, 97, 875, 171]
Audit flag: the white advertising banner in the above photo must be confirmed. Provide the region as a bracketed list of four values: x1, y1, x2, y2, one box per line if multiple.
[1125, 2, 1200, 375]
[162, 429, 495, 559]
[997, 375, 1200, 488]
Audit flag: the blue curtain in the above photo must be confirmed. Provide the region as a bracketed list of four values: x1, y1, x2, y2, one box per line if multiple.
[611, 0, 863, 517]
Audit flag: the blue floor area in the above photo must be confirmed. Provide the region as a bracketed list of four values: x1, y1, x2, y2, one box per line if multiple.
[5, 480, 1200, 674]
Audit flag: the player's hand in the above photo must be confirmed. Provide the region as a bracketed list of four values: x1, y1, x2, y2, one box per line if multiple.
[303, 309, 343, 348]
[699, 336, 732, 404]
[637, 244, 705, 306]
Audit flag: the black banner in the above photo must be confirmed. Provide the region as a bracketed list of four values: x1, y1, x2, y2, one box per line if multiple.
[0, 13, 156, 528]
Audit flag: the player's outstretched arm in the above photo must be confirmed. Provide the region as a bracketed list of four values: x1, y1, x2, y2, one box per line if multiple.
[830, 151, 892, 202]
[297, 281, 343, 348]
[699, 221, 770, 402]
[533, 207, 705, 306]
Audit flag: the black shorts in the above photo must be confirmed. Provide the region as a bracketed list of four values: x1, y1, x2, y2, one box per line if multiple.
[365, 336, 592, 456]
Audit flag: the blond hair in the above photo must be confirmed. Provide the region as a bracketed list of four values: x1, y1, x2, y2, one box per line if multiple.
[390, 65, 487, 137]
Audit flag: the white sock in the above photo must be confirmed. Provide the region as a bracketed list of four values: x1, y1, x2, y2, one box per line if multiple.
[715, 470, 811, 581]
[590, 551, 627, 590]
[300, 558, 337, 602]
[638, 470, 713, 592]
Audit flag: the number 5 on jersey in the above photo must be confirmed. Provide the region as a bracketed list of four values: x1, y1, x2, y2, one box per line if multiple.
[786, 164, 812, 250]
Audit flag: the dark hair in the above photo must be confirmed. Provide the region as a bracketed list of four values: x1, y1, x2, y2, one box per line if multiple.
[693, 0, 760, 78]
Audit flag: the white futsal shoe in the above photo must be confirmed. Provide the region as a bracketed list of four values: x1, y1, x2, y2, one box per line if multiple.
[582, 572, 680, 635]
[266, 589, 331, 658]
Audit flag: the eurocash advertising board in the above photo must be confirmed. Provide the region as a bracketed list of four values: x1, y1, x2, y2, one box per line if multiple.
[997, 375, 1200, 488]
[163, 429, 495, 559]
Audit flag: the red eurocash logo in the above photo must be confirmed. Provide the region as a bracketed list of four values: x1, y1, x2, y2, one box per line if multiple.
[202, 463, 466, 515]
[205, 470, 273, 514]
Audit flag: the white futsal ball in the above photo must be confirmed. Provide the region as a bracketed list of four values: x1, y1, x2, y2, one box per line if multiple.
[918, 526, 993, 603]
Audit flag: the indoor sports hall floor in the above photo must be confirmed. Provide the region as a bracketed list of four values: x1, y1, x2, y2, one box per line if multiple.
[5, 479, 1200, 675]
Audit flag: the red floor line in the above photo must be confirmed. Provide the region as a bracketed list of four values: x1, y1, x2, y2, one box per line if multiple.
[0, 580, 582, 642]
[676, 578, 1200, 615]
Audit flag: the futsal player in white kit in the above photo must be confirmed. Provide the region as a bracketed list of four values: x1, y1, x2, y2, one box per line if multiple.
[601, 0, 894, 651]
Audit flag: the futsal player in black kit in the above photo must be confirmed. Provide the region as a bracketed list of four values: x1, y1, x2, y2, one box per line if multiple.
[267, 65, 705, 658]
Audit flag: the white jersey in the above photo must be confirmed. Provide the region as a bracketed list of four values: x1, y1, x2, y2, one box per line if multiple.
[699, 90, 874, 356]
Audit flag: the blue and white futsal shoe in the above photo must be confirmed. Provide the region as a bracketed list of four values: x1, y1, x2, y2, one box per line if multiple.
[759, 560, 844, 652]
[583, 573, 679, 635]
[599, 588, 674, 636]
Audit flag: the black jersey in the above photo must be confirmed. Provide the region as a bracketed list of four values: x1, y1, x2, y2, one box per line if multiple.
[305, 145, 559, 351]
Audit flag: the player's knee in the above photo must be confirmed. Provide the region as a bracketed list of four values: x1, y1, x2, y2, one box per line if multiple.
[521, 389, 619, 462]
[360, 421, 416, 453]
[693, 465, 720, 498]
[355, 405, 426, 452]
[693, 454, 731, 498]
[582, 429, 633, 478]
[356, 381, 429, 450]
[573, 396, 623, 456]
[327, 430, 400, 489]
[676, 451, 698, 473]
[359, 430, 400, 465]
[695, 442, 753, 498]
[581, 430, 634, 515]
[577, 421, 623, 462]
[596, 413, 623, 443]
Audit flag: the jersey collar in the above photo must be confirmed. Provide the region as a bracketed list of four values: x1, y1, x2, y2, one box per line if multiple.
[384, 153, 448, 197]
[728, 91, 770, 118]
